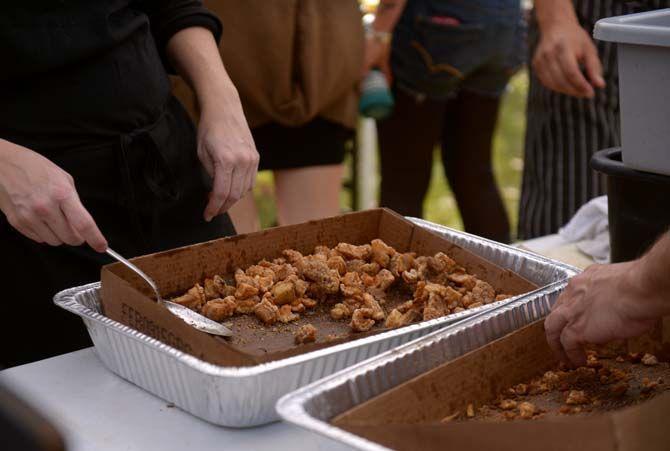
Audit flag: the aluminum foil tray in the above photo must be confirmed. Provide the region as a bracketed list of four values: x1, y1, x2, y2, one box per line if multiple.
[53, 219, 578, 427]
[276, 277, 565, 450]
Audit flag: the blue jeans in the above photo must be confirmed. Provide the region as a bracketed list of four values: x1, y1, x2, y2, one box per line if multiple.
[391, 0, 526, 100]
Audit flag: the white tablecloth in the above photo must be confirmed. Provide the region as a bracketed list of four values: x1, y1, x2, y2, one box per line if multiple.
[0, 349, 342, 451]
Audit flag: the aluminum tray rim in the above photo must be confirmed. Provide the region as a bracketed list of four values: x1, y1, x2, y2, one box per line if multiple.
[54, 282, 549, 379]
[409, 218, 581, 276]
[54, 219, 579, 379]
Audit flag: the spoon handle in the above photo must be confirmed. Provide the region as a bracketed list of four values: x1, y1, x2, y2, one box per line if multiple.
[106, 248, 163, 305]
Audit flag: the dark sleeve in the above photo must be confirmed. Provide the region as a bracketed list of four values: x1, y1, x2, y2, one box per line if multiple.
[134, 0, 223, 73]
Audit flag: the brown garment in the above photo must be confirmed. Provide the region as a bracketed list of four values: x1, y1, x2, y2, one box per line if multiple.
[174, 0, 364, 130]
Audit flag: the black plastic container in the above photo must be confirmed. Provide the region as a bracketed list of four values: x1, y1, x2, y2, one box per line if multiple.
[591, 148, 670, 263]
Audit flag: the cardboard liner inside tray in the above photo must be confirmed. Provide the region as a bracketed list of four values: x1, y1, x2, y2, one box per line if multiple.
[332, 318, 670, 451]
[100, 209, 537, 367]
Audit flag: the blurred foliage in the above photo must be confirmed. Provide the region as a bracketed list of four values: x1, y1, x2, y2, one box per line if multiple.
[252, 71, 528, 236]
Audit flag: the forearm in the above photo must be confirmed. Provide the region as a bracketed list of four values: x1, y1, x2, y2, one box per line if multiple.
[372, 0, 407, 33]
[0, 138, 24, 155]
[634, 232, 670, 316]
[165, 26, 239, 118]
[0, 139, 32, 168]
[534, 0, 579, 31]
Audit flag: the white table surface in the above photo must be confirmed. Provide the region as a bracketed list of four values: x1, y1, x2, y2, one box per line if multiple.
[0, 348, 342, 451]
[515, 233, 594, 270]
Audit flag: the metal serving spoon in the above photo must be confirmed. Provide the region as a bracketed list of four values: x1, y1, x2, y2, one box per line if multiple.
[105, 248, 233, 337]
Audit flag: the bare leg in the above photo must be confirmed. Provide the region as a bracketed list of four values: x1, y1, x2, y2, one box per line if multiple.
[274, 165, 344, 226]
[227, 191, 261, 234]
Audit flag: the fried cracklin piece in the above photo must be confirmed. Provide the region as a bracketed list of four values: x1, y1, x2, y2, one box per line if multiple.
[401, 268, 422, 285]
[234, 268, 258, 288]
[370, 239, 396, 268]
[294, 324, 317, 344]
[470, 279, 496, 305]
[330, 303, 352, 320]
[373, 268, 395, 291]
[340, 271, 365, 298]
[296, 257, 340, 296]
[388, 252, 415, 277]
[313, 245, 332, 258]
[361, 292, 385, 321]
[270, 262, 298, 281]
[447, 270, 477, 291]
[235, 282, 259, 299]
[235, 296, 260, 314]
[277, 304, 300, 323]
[288, 275, 310, 298]
[201, 297, 237, 321]
[413, 281, 448, 306]
[422, 284, 463, 320]
[422, 291, 450, 321]
[350, 308, 378, 332]
[254, 296, 279, 325]
[271, 280, 296, 305]
[172, 284, 206, 310]
[359, 262, 381, 275]
[245, 264, 276, 282]
[299, 297, 318, 309]
[327, 255, 347, 276]
[204, 275, 235, 300]
[385, 308, 420, 328]
[427, 251, 457, 274]
[290, 299, 306, 313]
[282, 249, 304, 264]
[335, 242, 372, 261]
[254, 275, 274, 294]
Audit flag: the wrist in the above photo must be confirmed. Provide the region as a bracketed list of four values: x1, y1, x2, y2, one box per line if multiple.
[536, 1, 579, 33]
[624, 256, 670, 319]
[0, 140, 15, 161]
[0, 140, 26, 168]
[198, 78, 242, 122]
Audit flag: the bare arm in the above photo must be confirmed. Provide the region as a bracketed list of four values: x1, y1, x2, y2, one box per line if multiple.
[532, 0, 605, 98]
[0, 139, 107, 251]
[166, 27, 259, 222]
[362, 0, 408, 81]
[545, 232, 670, 366]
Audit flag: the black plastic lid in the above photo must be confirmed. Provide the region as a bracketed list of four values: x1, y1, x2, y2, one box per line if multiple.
[591, 148, 670, 185]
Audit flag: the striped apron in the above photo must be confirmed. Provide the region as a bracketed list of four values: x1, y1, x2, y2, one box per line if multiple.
[518, 0, 670, 239]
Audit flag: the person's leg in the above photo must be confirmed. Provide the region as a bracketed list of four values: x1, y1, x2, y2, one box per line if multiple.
[227, 191, 261, 234]
[378, 88, 445, 218]
[273, 164, 344, 225]
[441, 90, 511, 243]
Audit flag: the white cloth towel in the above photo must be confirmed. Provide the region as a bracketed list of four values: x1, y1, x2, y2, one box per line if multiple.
[559, 196, 610, 264]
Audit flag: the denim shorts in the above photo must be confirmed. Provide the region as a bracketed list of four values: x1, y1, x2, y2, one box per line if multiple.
[391, 0, 527, 100]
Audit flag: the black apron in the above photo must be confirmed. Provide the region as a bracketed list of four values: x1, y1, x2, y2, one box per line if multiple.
[0, 96, 236, 369]
[1, 96, 236, 369]
[0, 2, 234, 368]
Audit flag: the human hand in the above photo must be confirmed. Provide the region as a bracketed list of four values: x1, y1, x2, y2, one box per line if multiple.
[533, 19, 605, 98]
[362, 35, 392, 84]
[0, 140, 108, 251]
[197, 98, 259, 222]
[544, 261, 662, 367]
